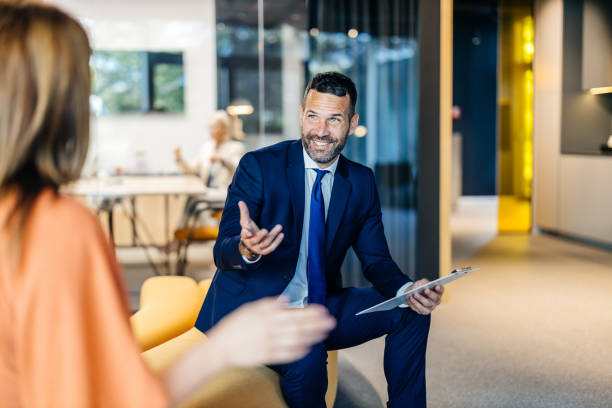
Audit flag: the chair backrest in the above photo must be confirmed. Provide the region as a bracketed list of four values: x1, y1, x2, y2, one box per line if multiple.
[131, 276, 207, 351]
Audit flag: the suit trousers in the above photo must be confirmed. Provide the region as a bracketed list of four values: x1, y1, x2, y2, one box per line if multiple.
[268, 287, 431, 408]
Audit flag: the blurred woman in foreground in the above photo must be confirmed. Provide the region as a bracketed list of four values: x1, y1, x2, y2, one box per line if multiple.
[0, 3, 334, 407]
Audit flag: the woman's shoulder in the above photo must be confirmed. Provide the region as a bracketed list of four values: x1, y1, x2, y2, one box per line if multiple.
[32, 189, 103, 238]
[222, 140, 245, 152]
[19, 189, 115, 283]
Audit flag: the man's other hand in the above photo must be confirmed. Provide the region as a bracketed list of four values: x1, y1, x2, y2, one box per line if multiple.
[238, 200, 284, 256]
[403, 279, 444, 315]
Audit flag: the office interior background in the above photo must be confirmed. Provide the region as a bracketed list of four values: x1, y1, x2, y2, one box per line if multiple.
[46, 0, 612, 406]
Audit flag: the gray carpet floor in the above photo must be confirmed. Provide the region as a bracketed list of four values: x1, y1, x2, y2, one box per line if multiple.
[121, 197, 612, 408]
[334, 197, 612, 407]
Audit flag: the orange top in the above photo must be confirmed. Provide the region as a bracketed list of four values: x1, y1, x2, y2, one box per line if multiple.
[0, 189, 169, 408]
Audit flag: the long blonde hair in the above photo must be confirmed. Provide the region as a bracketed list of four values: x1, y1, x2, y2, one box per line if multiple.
[0, 1, 91, 250]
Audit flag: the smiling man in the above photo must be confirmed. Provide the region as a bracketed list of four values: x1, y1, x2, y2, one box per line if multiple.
[195, 72, 443, 408]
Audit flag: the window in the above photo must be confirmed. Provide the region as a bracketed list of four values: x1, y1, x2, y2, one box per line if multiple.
[90, 51, 184, 115]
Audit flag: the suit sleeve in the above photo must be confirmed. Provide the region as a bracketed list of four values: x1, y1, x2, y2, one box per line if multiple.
[213, 152, 264, 271]
[352, 169, 411, 299]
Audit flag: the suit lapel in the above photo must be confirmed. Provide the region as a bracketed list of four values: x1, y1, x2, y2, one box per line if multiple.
[326, 156, 351, 253]
[287, 141, 305, 243]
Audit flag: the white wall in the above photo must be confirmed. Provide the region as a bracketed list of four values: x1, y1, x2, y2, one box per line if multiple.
[534, 0, 612, 246]
[558, 156, 612, 243]
[49, 0, 217, 175]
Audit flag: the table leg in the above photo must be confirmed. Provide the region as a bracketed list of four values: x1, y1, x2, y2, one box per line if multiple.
[108, 207, 115, 247]
[131, 197, 136, 246]
[164, 195, 171, 274]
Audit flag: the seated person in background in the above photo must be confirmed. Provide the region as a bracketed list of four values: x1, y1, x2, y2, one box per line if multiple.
[0, 3, 335, 408]
[174, 110, 244, 193]
[174, 110, 245, 231]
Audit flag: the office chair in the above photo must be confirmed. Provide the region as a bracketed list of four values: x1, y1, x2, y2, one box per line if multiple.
[174, 198, 225, 275]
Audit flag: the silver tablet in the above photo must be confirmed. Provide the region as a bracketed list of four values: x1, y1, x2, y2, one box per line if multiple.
[355, 267, 480, 315]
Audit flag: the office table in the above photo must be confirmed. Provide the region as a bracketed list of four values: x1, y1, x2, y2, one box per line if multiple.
[63, 175, 227, 274]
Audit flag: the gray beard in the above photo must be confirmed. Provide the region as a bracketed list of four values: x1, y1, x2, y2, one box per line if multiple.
[301, 133, 348, 165]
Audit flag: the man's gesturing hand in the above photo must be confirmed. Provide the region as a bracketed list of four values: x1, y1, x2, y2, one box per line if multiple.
[404, 279, 444, 315]
[238, 200, 284, 257]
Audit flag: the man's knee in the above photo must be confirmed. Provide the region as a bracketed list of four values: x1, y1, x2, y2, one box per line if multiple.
[282, 345, 328, 382]
[275, 345, 328, 408]
[393, 309, 431, 337]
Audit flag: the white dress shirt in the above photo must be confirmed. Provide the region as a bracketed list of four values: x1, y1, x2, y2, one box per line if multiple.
[181, 140, 244, 189]
[279, 149, 339, 307]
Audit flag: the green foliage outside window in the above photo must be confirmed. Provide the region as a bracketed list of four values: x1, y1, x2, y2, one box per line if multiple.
[91, 51, 142, 114]
[153, 63, 185, 113]
[90, 50, 184, 116]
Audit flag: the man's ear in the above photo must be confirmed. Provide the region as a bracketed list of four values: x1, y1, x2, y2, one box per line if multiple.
[348, 113, 359, 135]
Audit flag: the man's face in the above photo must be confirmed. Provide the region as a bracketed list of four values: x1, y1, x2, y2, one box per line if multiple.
[300, 90, 359, 167]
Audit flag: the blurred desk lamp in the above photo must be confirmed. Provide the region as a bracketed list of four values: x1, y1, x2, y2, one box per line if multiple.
[226, 98, 254, 140]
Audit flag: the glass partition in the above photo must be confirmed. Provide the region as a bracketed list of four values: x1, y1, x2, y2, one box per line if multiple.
[309, 0, 420, 284]
[216, 0, 420, 282]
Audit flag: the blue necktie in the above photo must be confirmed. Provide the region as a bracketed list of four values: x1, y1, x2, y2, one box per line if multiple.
[307, 169, 328, 305]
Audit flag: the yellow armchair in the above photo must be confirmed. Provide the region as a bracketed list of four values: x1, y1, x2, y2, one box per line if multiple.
[130, 276, 206, 351]
[131, 276, 338, 408]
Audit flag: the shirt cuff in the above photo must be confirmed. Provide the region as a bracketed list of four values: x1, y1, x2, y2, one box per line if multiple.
[242, 254, 262, 264]
[396, 281, 414, 308]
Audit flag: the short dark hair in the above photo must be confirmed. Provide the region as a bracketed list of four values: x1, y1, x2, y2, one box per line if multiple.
[303, 72, 357, 117]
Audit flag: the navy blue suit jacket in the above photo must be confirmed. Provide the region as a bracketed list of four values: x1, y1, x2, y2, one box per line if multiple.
[195, 140, 410, 333]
